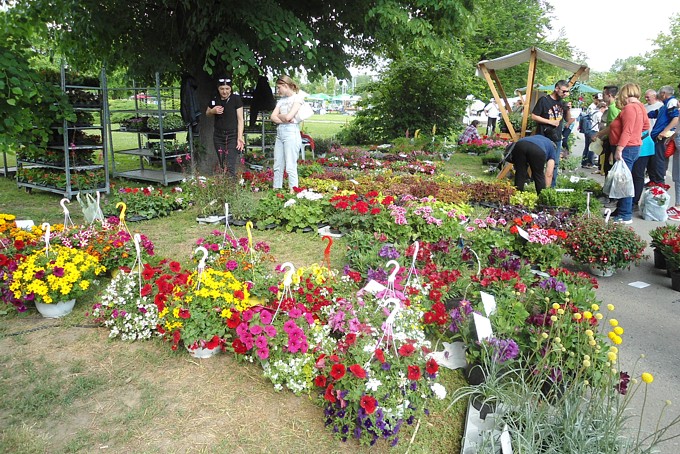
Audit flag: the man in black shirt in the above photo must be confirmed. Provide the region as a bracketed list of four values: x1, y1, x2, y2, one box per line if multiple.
[206, 77, 245, 176]
[531, 80, 571, 187]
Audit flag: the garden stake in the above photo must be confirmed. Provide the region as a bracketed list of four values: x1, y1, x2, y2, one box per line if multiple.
[603, 208, 612, 224]
[245, 221, 256, 280]
[585, 192, 592, 218]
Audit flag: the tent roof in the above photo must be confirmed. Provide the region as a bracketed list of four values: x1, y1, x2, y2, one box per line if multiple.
[477, 47, 589, 80]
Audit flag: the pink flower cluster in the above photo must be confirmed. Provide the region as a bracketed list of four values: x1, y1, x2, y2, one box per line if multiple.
[389, 205, 408, 225]
[413, 206, 442, 226]
[526, 227, 560, 245]
[235, 308, 277, 360]
[282, 305, 315, 354]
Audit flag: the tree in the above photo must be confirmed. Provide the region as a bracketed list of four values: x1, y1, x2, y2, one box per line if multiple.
[9, 0, 475, 170]
[0, 11, 73, 156]
[640, 14, 680, 90]
[338, 50, 472, 144]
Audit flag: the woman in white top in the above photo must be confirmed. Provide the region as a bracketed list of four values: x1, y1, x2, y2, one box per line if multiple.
[270, 75, 304, 192]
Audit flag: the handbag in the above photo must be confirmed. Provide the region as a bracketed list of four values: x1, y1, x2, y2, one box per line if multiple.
[295, 101, 314, 123]
[541, 124, 562, 142]
[665, 137, 676, 158]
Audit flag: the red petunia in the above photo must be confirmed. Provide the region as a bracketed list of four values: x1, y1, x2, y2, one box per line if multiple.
[169, 261, 181, 272]
[345, 333, 357, 346]
[234, 290, 244, 300]
[142, 264, 155, 280]
[375, 348, 385, 363]
[172, 330, 181, 343]
[407, 365, 421, 381]
[178, 308, 191, 319]
[370, 207, 381, 215]
[205, 335, 221, 350]
[398, 343, 415, 357]
[314, 375, 327, 388]
[140, 284, 153, 297]
[154, 293, 166, 312]
[232, 338, 247, 354]
[324, 384, 336, 403]
[360, 395, 377, 414]
[349, 364, 367, 379]
[426, 358, 439, 376]
[227, 314, 241, 330]
[14, 239, 26, 251]
[330, 363, 346, 380]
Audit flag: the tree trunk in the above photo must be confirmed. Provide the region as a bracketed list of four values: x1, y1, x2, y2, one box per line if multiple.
[189, 65, 220, 175]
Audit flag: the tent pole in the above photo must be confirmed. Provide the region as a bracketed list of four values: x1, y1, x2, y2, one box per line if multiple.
[479, 64, 517, 142]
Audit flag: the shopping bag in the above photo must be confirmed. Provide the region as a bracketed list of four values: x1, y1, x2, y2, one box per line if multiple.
[640, 184, 670, 222]
[76, 191, 104, 224]
[603, 160, 634, 199]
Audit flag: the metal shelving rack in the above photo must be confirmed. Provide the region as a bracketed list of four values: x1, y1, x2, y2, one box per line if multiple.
[16, 65, 110, 198]
[243, 108, 275, 169]
[107, 72, 189, 185]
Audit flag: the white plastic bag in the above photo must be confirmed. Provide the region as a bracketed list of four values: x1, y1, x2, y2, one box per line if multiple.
[295, 102, 314, 122]
[640, 185, 670, 222]
[76, 191, 104, 224]
[603, 160, 634, 199]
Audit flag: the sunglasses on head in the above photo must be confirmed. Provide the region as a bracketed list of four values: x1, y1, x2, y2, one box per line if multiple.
[218, 78, 232, 84]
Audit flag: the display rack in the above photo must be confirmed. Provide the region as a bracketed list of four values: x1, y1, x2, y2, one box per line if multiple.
[16, 65, 110, 198]
[243, 108, 276, 169]
[108, 73, 190, 185]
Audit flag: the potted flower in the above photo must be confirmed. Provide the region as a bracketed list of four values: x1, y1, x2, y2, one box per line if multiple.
[9, 244, 106, 318]
[650, 224, 679, 270]
[564, 216, 647, 276]
[159, 267, 253, 357]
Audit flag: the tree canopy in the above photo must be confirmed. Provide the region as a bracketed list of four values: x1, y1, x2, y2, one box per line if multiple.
[10, 0, 474, 83]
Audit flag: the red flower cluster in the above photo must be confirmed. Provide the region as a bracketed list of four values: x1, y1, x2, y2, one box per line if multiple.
[329, 192, 395, 216]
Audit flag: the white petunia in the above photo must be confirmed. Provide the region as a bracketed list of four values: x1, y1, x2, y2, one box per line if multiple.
[431, 383, 447, 400]
[366, 378, 382, 392]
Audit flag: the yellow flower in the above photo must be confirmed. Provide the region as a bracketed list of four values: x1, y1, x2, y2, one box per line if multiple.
[583, 311, 593, 320]
[607, 304, 615, 311]
[541, 332, 548, 339]
[609, 347, 618, 353]
[612, 335, 622, 345]
[609, 319, 618, 327]
[613, 326, 624, 335]
[583, 354, 590, 361]
[550, 315, 558, 322]
[554, 337, 561, 344]
[585, 329, 594, 337]
[594, 313, 603, 320]
[573, 313, 582, 320]
[557, 309, 564, 315]
[607, 352, 617, 362]
[642, 373, 654, 384]
[552, 303, 560, 310]
[583, 359, 591, 367]
[591, 304, 599, 311]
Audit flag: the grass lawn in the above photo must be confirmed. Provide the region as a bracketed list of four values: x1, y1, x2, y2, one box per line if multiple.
[0, 141, 498, 453]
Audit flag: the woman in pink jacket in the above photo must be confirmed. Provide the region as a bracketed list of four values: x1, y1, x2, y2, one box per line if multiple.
[607, 83, 650, 224]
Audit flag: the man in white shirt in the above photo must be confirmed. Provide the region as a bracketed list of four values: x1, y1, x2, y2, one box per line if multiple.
[644, 89, 663, 131]
[484, 99, 500, 136]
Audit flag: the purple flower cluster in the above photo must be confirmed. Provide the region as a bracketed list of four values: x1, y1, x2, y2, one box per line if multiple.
[538, 277, 567, 293]
[486, 337, 520, 363]
[378, 245, 400, 260]
[448, 302, 474, 333]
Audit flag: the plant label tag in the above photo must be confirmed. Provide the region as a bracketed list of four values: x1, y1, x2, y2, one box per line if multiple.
[516, 226, 529, 241]
[480, 291, 496, 316]
[473, 313, 493, 341]
[349, 179, 359, 185]
[362, 280, 386, 295]
[15, 220, 35, 230]
[428, 341, 467, 370]
[501, 425, 513, 453]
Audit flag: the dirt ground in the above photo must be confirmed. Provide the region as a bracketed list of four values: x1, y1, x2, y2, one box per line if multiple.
[0, 315, 381, 453]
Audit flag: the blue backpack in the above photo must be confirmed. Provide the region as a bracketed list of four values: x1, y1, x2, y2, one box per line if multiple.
[578, 111, 596, 135]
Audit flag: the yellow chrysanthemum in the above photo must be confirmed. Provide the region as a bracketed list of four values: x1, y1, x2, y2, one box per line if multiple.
[583, 311, 593, 320]
[614, 326, 624, 335]
[591, 304, 599, 311]
[607, 304, 615, 311]
[552, 303, 560, 310]
[573, 313, 582, 320]
[609, 319, 619, 327]
[585, 329, 594, 337]
[642, 373, 654, 384]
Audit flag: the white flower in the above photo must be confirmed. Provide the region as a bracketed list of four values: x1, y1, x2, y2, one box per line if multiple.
[431, 383, 447, 400]
[366, 378, 382, 392]
[283, 198, 297, 208]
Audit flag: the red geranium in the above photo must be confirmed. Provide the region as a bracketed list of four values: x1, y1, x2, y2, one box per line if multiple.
[349, 364, 367, 379]
[407, 365, 421, 381]
[360, 395, 377, 414]
[330, 363, 346, 380]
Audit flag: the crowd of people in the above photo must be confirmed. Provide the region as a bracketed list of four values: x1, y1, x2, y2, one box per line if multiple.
[460, 80, 679, 224]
